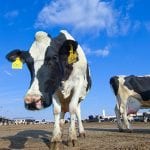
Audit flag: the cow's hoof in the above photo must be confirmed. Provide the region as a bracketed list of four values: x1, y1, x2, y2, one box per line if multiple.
[118, 128, 124, 132]
[79, 133, 86, 138]
[67, 139, 78, 147]
[125, 129, 133, 133]
[51, 133, 62, 143]
[50, 141, 62, 150]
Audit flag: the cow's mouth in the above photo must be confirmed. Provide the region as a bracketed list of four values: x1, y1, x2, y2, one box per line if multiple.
[25, 100, 44, 110]
[24, 94, 45, 110]
[35, 100, 43, 109]
[24, 94, 52, 110]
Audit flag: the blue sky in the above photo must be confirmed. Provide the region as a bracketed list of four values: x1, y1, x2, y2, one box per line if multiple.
[0, 0, 150, 120]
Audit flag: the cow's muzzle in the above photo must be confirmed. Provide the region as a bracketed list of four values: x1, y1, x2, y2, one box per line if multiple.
[24, 94, 44, 110]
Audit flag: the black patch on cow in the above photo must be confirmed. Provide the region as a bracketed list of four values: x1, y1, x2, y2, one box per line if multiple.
[59, 40, 79, 81]
[110, 76, 119, 96]
[6, 49, 33, 65]
[24, 53, 35, 86]
[36, 45, 63, 107]
[124, 75, 150, 101]
[86, 64, 92, 91]
[6, 50, 35, 85]
[6, 49, 24, 62]
[59, 40, 78, 56]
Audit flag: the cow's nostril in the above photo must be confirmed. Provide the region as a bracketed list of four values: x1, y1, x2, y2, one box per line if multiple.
[32, 94, 41, 100]
[25, 102, 37, 110]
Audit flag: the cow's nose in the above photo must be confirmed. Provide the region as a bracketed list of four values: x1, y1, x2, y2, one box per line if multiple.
[24, 94, 41, 104]
[25, 102, 37, 110]
[24, 94, 44, 110]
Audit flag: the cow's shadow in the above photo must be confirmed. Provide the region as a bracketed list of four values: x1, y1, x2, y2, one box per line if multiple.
[85, 127, 150, 134]
[85, 127, 119, 133]
[2, 130, 52, 149]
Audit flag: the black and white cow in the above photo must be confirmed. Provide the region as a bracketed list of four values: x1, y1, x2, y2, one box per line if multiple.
[6, 30, 91, 146]
[110, 75, 150, 132]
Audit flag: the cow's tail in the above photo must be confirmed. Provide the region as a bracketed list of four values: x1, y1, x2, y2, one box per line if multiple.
[110, 76, 119, 96]
[86, 64, 92, 92]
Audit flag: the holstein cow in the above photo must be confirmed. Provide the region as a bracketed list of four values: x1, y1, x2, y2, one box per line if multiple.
[110, 75, 150, 132]
[6, 30, 91, 146]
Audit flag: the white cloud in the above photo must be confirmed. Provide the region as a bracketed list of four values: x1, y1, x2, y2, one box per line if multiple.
[4, 70, 13, 76]
[126, 0, 135, 11]
[4, 10, 19, 19]
[35, 0, 140, 36]
[117, 15, 131, 36]
[94, 48, 110, 57]
[83, 45, 110, 57]
[35, 0, 118, 35]
[132, 20, 141, 32]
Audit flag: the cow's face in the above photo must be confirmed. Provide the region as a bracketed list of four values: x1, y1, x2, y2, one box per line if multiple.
[6, 31, 78, 110]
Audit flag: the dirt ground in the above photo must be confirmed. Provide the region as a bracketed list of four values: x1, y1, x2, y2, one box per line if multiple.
[0, 122, 150, 150]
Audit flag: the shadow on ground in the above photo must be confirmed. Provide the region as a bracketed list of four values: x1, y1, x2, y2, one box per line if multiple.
[85, 127, 150, 134]
[2, 130, 52, 149]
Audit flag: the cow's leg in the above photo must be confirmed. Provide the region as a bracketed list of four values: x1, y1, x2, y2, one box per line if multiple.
[68, 78, 84, 146]
[120, 101, 131, 132]
[60, 112, 65, 128]
[68, 102, 78, 146]
[51, 97, 62, 143]
[115, 104, 124, 132]
[76, 103, 85, 138]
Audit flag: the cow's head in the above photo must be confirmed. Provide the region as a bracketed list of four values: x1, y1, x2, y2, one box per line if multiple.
[6, 31, 78, 110]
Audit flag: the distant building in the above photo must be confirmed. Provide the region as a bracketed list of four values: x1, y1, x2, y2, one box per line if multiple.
[13, 117, 35, 125]
[102, 109, 106, 117]
[0, 116, 13, 125]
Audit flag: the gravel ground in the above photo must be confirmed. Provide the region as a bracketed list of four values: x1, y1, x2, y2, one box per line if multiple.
[0, 122, 150, 150]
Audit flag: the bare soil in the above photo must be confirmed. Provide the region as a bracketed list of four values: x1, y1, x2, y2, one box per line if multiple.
[0, 122, 150, 150]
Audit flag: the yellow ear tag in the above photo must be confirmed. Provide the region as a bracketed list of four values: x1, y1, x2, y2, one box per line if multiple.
[68, 44, 77, 64]
[12, 57, 23, 69]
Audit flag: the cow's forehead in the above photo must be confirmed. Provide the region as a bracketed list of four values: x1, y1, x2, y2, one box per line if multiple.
[29, 31, 51, 60]
[28, 30, 73, 61]
[28, 31, 51, 74]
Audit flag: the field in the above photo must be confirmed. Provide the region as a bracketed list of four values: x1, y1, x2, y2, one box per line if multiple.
[0, 122, 150, 150]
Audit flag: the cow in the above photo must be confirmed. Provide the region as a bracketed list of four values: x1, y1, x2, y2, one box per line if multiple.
[110, 75, 150, 132]
[6, 30, 91, 146]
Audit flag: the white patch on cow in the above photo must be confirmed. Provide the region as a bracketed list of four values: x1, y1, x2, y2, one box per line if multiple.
[52, 94, 62, 142]
[127, 97, 141, 114]
[27, 31, 51, 95]
[60, 30, 88, 99]
[27, 78, 42, 96]
[118, 77, 138, 99]
[76, 103, 85, 134]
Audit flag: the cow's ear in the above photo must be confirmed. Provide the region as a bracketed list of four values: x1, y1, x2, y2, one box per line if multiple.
[59, 40, 78, 64]
[6, 49, 25, 62]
